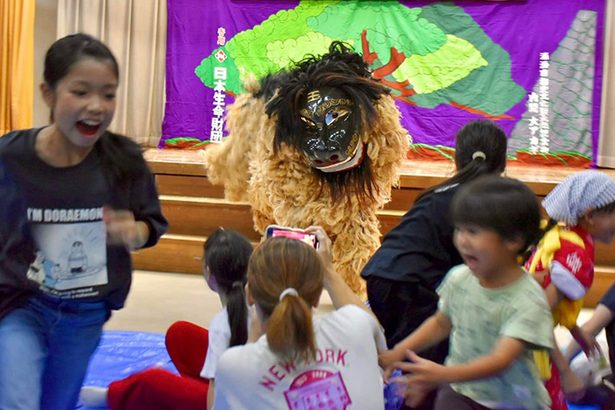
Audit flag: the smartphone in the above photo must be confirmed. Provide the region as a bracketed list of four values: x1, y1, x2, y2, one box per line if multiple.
[265, 225, 319, 249]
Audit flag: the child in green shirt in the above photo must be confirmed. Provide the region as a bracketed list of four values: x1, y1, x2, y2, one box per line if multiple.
[380, 176, 554, 410]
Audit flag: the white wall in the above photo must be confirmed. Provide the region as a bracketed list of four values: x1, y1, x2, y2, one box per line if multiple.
[33, 0, 57, 127]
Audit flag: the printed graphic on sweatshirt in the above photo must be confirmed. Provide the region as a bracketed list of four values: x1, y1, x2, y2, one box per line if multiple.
[26, 207, 107, 296]
[284, 370, 351, 410]
[258, 348, 352, 408]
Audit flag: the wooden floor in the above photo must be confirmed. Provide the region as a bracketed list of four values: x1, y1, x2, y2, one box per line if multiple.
[138, 148, 615, 307]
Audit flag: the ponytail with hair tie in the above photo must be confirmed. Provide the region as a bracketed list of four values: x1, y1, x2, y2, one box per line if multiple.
[279, 288, 299, 301]
[414, 120, 506, 203]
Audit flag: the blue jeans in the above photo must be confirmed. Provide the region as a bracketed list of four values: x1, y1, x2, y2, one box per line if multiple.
[0, 294, 109, 410]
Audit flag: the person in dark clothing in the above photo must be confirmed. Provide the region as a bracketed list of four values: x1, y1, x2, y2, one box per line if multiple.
[0, 33, 167, 410]
[0, 158, 35, 321]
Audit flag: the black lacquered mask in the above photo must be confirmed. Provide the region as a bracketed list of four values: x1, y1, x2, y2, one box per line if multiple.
[298, 87, 364, 172]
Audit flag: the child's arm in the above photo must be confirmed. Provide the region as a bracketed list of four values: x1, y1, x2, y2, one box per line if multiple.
[569, 325, 600, 356]
[550, 339, 586, 400]
[379, 311, 452, 369]
[564, 303, 613, 361]
[207, 381, 215, 410]
[543, 282, 565, 308]
[307, 226, 371, 315]
[322, 261, 366, 312]
[398, 336, 525, 385]
[542, 282, 592, 398]
[544, 283, 599, 356]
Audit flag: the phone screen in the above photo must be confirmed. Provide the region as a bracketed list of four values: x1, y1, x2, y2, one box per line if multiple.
[266, 227, 318, 248]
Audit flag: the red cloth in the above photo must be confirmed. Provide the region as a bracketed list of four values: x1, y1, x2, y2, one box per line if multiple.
[545, 362, 568, 410]
[528, 225, 594, 293]
[526, 226, 594, 410]
[108, 321, 210, 410]
[165, 321, 210, 379]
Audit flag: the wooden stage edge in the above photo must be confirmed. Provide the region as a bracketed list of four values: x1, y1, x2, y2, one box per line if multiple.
[139, 148, 615, 307]
[144, 148, 615, 194]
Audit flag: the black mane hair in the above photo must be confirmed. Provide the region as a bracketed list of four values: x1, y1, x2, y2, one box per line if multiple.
[265, 41, 390, 205]
[254, 70, 292, 101]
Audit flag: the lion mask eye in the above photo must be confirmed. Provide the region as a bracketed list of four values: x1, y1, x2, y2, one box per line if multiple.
[300, 116, 318, 129]
[324, 108, 350, 127]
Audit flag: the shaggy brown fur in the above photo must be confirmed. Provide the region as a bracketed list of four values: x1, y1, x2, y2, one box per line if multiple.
[203, 72, 408, 297]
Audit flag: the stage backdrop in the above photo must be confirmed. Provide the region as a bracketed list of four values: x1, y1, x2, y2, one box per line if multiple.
[161, 0, 605, 167]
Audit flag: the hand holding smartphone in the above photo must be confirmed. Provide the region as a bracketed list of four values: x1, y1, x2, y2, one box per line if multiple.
[265, 225, 319, 249]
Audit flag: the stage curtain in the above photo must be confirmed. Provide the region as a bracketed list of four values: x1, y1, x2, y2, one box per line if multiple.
[598, 0, 615, 168]
[57, 0, 166, 147]
[0, 0, 35, 136]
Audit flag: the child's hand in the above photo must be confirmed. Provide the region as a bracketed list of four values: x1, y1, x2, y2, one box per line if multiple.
[379, 347, 405, 376]
[571, 326, 602, 358]
[305, 226, 334, 271]
[305, 226, 337, 285]
[388, 370, 435, 408]
[103, 207, 146, 250]
[398, 350, 447, 386]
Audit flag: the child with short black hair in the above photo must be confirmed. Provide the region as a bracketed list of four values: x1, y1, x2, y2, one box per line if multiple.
[380, 176, 553, 410]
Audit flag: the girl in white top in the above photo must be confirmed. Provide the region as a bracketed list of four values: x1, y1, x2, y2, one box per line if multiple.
[213, 226, 387, 410]
[80, 228, 253, 409]
[202, 228, 253, 409]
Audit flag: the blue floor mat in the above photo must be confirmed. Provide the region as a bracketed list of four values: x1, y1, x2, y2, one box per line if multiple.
[76, 331, 603, 410]
[77, 330, 178, 409]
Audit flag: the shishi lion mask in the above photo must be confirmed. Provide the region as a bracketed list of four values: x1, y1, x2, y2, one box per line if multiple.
[266, 42, 391, 204]
[299, 87, 363, 172]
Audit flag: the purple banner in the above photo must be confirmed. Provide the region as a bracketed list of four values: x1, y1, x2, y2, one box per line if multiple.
[162, 0, 605, 167]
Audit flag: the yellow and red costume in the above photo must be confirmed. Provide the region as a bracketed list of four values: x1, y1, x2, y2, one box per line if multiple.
[526, 223, 594, 410]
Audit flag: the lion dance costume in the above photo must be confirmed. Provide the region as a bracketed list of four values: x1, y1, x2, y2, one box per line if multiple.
[204, 42, 409, 295]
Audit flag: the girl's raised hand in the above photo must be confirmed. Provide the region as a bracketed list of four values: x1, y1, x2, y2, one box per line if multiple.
[305, 226, 334, 269]
[103, 206, 147, 250]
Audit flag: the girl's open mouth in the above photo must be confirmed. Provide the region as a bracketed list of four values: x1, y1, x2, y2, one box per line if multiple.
[76, 121, 100, 136]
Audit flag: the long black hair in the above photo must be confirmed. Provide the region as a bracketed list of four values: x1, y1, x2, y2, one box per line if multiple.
[204, 228, 253, 347]
[417, 120, 508, 202]
[43, 33, 145, 184]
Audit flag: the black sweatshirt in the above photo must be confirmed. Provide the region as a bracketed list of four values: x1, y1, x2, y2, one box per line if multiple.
[0, 129, 167, 309]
